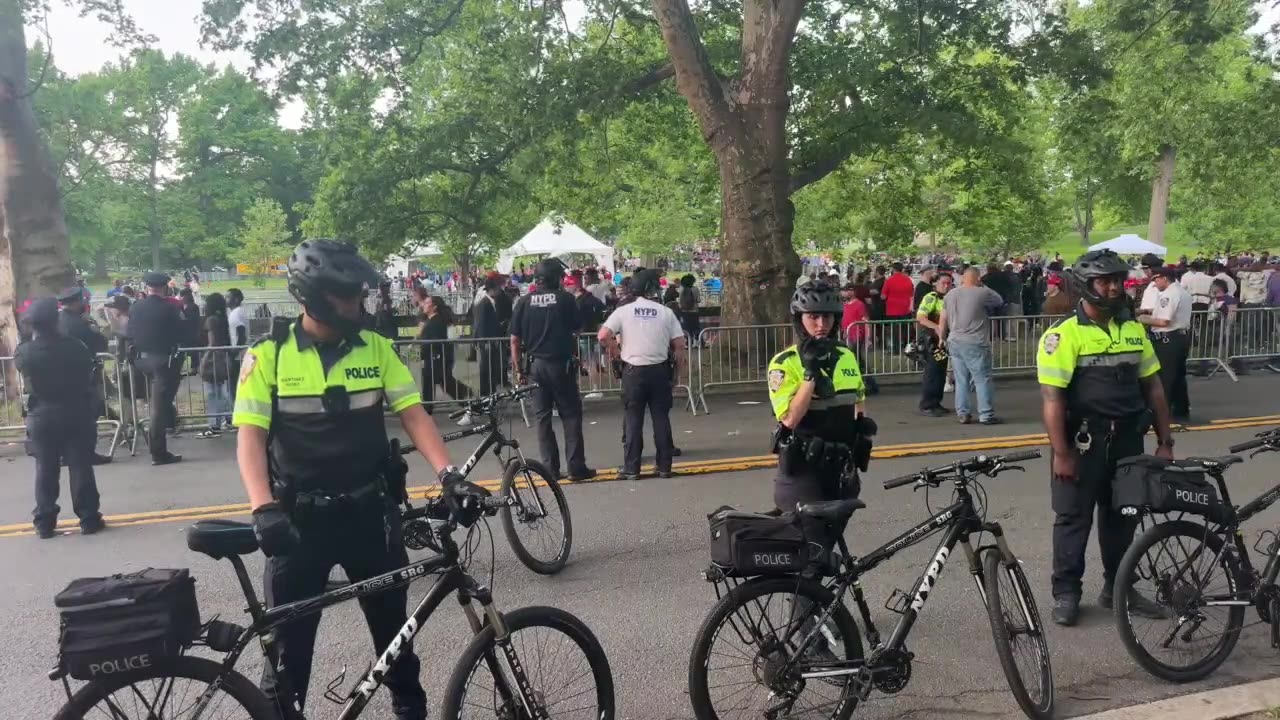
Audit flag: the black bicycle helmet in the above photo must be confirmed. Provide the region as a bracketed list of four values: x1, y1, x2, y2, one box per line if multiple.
[790, 281, 843, 315]
[534, 258, 566, 289]
[1067, 249, 1130, 310]
[287, 239, 379, 334]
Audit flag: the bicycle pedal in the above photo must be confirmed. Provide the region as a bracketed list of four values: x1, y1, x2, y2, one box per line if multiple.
[323, 665, 349, 704]
[884, 589, 910, 615]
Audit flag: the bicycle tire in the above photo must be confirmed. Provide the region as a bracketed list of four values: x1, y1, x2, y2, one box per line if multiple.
[688, 575, 864, 720]
[53, 654, 276, 720]
[440, 605, 614, 720]
[981, 549, 1055, 719]
[1114, 519, 1246, 682]
[500, 458, 572, 574]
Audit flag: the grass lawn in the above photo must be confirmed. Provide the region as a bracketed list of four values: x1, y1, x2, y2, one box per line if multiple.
[86, 277, 288, 296]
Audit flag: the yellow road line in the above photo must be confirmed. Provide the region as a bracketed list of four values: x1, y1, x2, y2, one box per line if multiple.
[4, 416, 1279, 537]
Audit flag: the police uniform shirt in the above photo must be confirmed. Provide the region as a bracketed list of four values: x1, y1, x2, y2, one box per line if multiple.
[600, 297, 683, 366]
[128, 294, 184, 353]
[15, 335, 95, 407]
[1140, 283, 1159, 312]
[1180, 270, 1213, 305]
[916, 291, 944, 335]
[768, 345, 865, 439]
[1037, 305, 1160, 419]
[1150, 282, 1192, 332]
[232, 323, 421, 492]
[511, 288, 581, 359]
[58, 309, 107, 355]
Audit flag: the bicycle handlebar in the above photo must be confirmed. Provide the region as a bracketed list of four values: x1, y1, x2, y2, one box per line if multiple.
[1230, 428, 1280, 454]
[883, 449, 1043, 490]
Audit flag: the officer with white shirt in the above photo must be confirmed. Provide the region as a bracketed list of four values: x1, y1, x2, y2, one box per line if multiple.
[1138, 254, 1164, 313]
[1139, 266, 1193, 421]
[598, 269, 687, 481]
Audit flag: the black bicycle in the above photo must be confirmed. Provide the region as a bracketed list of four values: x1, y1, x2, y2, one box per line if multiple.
[52, 480, 614, 720]
[688, 449, 1053, 720]
[1113, 426, 1280, 682]
[416, 384, 572, 574]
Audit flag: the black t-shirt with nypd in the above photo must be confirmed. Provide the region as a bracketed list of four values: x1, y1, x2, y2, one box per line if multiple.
[512, 289, 581, 359]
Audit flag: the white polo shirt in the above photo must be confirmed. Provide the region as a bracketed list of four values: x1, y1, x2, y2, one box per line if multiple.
[1151, 282, 1192, 332]
[1140, 282, 1159, 312]
[1180, 270, 1213, 305]
[601, 297, 683, 366]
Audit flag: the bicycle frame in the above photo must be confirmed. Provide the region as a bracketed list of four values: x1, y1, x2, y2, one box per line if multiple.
[786, 481, 1035, 683]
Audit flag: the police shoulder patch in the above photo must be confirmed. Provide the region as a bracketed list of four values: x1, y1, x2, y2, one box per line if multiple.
[238, 351, 258, 386]
[1043, 332, 1061, 355]
[768, 369, 786, 393]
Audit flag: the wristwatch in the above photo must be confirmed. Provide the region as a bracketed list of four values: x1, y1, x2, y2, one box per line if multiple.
[437, 465, 460, 482]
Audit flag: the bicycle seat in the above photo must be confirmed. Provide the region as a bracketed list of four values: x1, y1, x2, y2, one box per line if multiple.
[1182, 455, 1243, 471]
[796, 498, 866, 521]
[187, 519, 259, 559]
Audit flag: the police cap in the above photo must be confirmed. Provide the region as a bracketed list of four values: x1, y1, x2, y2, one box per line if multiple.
[1140, 253, 1163, 269]
[143, 272, 171, 287]
[1151, 265, 1179, 279]
[56, 286, 83, 303]
[26, 297, 60, 330]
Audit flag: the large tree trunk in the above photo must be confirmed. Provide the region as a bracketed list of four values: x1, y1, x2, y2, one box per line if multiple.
[1147, 144, 1176, 247]
[0, 0, 75, 357]
[653, 0, 802, 329]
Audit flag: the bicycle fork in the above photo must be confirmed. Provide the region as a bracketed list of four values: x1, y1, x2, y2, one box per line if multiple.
[460, 590, 550, 719]
[967, 526, 1040, 637]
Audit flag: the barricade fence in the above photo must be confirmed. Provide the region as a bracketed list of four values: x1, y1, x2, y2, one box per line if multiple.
[4, 308, 1274, 439]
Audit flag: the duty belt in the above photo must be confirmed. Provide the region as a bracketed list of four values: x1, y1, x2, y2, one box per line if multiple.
[292, 480, 383, 511]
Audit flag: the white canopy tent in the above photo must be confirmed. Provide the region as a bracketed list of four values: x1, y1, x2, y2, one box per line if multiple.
[496, 218, 612, 274]
[1088, 234, 1167, 256]
[384, 242, 445, 277]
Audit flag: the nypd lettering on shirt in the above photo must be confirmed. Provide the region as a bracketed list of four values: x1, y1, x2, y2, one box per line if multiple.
[530, 293, 557, 308]
[633, 306, 659, 320]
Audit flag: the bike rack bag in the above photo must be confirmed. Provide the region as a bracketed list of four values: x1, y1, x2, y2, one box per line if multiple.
[1113, 455, 1229, 524]
[55, 568, 200, 681]
[708, 506, 821, 577]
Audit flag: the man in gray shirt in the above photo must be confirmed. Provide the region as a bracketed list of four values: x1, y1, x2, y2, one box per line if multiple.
[941, 268, 1005, 425]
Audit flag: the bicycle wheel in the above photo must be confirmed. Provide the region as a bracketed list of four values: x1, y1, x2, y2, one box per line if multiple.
[441, 605, 614, 719]
[688, 576, 864, 720]
[981, 549, 1055, 719]
[1114, 519, 1246, 682]
[54, 655, 276, 720]
[500, 458, 572, 574]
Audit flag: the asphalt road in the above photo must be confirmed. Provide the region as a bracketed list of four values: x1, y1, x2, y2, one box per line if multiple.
[7, 424, 1280, 720]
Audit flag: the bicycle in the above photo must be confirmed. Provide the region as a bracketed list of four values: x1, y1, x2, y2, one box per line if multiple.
[688, 449, 1053, 720]
[405, 383, 572, 575]
[51, 479, 615, 720]
[1112, 426, 1280, 682]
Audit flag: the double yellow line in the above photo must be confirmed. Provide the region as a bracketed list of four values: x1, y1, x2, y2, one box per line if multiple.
[4, 414, 1277, 539]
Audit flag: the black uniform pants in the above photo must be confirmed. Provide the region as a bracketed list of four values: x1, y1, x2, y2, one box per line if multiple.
[919, 352, 948, 411]
[29, 407, 101, 530]
[1050, 422, 1145, 598]
[774, 460, 856, 551]
[622, 363, 674, 475]
[529, 357, 586, 477]
[134, 353, 179, 458]
[1151, 331, 1191, 418]
[261, 498, 426, 715]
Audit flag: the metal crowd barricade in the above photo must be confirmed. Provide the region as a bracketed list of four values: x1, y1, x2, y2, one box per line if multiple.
[575, 331, 698, 415]
[694, 324, 792, 413]
[392, 336, 531, 426]
[169, 345, 243, 432]
[0, 352, 126, 454]
[0, 355, 26, 435]
[1221, 306, 1280, 371]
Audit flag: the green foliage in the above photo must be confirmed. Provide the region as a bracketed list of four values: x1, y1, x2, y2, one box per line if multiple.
[236, 199, 291, 287]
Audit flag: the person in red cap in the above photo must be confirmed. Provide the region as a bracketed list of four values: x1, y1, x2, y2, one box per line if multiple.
[1043, 272, 1072, 316]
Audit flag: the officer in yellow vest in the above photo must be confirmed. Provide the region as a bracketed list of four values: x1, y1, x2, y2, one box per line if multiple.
[233, 240, 461, 719]
[915, 272, 952, 416]
[1037, 249, 1174, 627]
[767, 282, 876, 554]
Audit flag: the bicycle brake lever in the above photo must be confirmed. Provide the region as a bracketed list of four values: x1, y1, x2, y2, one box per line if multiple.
[1251, 448, 1269, 459]
[1001, 465, 1026, 473]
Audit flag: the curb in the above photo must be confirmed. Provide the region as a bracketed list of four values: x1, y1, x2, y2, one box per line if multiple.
[1073, 677, 1280, 720]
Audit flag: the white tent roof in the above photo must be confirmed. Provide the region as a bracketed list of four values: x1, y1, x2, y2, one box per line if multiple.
[1088, 234, 1167, 256]
[496, 218, 612, 274]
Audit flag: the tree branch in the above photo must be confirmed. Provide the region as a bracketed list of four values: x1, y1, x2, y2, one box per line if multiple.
[651, 0, 734, 144]
[618, 62, 675, 95]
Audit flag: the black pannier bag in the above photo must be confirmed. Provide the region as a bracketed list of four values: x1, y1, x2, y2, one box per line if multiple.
[708, 506, 815, 577]
[1113, 455, 1228, 523]
[55, 568, 200, 681]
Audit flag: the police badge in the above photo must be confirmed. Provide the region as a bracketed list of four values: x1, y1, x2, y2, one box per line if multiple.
[1043, 332, 1061, 355]
[768, 369, 785, 392]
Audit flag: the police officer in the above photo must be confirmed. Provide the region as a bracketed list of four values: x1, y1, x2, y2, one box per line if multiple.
[233, 240, 461, 719]
[767, 282, 876, 550]
[510, 258, 595, 481]
[916, 272, 952, 416]
[1037, 250, 1174, 626]
[16, 298, 104, 538]
[128, 272, 185, 465]
[1138, 265, 1193, 421]
[57, 286, 113, 464]
[598, 269, 687, 481]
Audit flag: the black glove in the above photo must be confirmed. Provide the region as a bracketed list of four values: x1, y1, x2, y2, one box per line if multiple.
[854, 414, 878, 437]
[252, 502, 299, 557]
[437, 466, 465, 486]
[799, 337, 837, 381]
